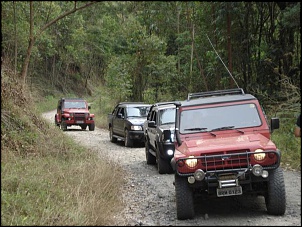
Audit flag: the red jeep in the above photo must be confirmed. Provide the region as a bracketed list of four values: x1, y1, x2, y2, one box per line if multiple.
[170, 88, 286, 220]
[55, 98, 95, 131]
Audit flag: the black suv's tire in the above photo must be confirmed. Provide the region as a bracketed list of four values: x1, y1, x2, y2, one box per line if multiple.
[265, 168, 286, 215]
[157, 151, 173, 174]
[109, 126, 117, 143]
[124, 129, 133, 147]
[145, 139, 156, 164]
[89, 123, 95, 131]
[175, 174, 194, 220]
[61, 120, 67, 131]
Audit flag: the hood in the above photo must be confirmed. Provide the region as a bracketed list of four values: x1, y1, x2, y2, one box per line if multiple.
[177, 133, 276, 156]
[160, 123, 175, 131]
[128, 118, 146, 125]
[63, 109, 90, 113]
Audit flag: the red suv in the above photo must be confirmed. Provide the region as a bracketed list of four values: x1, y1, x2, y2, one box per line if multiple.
[170, 88, 286, 220]
[55, 98, 95, 131]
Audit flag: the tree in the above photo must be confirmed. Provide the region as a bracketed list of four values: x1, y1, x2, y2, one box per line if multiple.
[20, 1, 98, 86]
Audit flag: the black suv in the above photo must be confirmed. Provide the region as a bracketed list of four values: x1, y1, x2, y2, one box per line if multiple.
[144, 102, 176, 174]
[108, 102, 151, 147]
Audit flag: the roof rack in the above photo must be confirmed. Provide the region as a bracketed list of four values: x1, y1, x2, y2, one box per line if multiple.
[154, 101, 178, 107]
[187, 88, 245, 101]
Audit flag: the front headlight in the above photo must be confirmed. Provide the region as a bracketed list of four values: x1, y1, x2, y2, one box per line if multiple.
[131, 125, 142, 130]
[185, 156, 198, 168]
[253, 149, 266, 161]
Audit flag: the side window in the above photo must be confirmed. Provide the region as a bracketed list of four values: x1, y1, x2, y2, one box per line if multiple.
[117, 107, 125, 117]
[147, 106, 154, 120]
[150, 111, 157, 122]
[115, 107, 120, 117]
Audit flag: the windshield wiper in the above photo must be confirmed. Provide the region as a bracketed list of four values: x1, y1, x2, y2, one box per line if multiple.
[161, 121, 175, 125]
[211, 126, 244, 134]
[184, 127, 208, 131]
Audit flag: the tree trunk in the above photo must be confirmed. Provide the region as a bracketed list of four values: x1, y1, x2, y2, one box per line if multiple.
[19, 1, 99, 86]
[227, 4, 233, 87]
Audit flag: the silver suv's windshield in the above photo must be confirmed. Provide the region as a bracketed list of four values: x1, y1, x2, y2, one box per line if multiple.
[180, 103, 262, 133]
[159, 108, 175, 125]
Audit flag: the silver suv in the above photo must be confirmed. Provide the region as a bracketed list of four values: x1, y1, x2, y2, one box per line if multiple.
[144, 102, 176, 174]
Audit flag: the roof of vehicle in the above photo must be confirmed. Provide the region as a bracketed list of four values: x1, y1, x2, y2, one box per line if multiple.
[151, 102, 177, 111]
[60, 98, 86, 101]
[117, 102, 151, 107]
[181, 88, 257, 107]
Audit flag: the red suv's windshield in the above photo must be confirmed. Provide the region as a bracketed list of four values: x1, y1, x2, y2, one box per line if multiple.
[180, 103, 262, 133]
[63, 101, 86, 109]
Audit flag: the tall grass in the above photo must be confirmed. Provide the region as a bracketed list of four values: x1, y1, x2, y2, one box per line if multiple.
[1, 65, 126, 225]
[270, 112, 301, 170]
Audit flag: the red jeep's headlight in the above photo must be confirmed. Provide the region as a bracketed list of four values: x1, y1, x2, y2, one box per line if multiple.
[253, 149, 266, 161]
[185, 156, 198, 168]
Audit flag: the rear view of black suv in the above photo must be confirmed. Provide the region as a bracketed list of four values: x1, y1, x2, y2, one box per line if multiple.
[144, 102, 176, 174]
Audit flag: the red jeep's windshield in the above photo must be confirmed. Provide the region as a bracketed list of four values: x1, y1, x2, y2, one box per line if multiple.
[180, 103, 262, 134]
[63, 101, 86, 109]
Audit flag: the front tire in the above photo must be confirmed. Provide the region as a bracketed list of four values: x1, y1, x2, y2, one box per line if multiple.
[124, 129, 133, 147]
[145, 139, 156, 164]
[109, 126, 117, 142]
[175, 174, 195, 220]
[157, 152, 173, 174]
[89, 123, 95, 131]
[265, 168, 286, 215]
[61, 120, 67, 131]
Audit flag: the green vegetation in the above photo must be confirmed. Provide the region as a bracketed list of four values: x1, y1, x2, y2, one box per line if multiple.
[1, 1, 300, 225]
[1, 65, 125, 225]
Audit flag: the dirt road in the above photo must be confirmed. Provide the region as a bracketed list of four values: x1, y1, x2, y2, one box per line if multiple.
[42, 110, 301, 226]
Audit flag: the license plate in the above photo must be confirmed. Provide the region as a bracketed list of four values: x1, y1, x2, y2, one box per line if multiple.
[217, 186, 242, 197]
[76, 121, 84, 124]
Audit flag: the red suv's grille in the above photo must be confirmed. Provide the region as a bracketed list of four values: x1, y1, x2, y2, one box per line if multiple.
[200, 150, 250, 170]
[74, 113, 86, 121]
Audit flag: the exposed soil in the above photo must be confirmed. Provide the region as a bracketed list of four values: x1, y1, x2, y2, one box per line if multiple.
[42, 110, 301, 226]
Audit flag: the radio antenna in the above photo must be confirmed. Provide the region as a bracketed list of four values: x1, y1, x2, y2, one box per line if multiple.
[206, 34, 239, 88]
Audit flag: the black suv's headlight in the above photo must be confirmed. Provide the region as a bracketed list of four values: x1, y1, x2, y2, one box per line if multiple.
[131, 125, 142, 130]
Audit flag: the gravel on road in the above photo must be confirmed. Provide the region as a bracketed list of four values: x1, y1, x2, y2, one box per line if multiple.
[42, 110, 301, 226]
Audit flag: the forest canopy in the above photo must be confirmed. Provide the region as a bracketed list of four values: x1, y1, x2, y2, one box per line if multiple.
[1, 1, 300, 105]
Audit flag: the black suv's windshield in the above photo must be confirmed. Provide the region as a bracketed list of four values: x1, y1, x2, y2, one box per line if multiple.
[127, 106, 150, 117]
[179, 103, 262, 134]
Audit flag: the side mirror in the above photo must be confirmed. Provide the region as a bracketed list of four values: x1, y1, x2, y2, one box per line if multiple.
[88, 106, 91, 110]
[163, 130, 171, 141]
[117, 113, 123, 119]
[270, 117, 279, 132]
[148, 121, 156, 128]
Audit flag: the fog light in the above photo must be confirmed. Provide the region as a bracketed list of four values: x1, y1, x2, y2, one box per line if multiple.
[167, 149, 174, 156]
[194, 169, 205, 181]
[252, 164, 263, 176]
[188, 176, 195, 184]
[262, 170, 269, 178]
